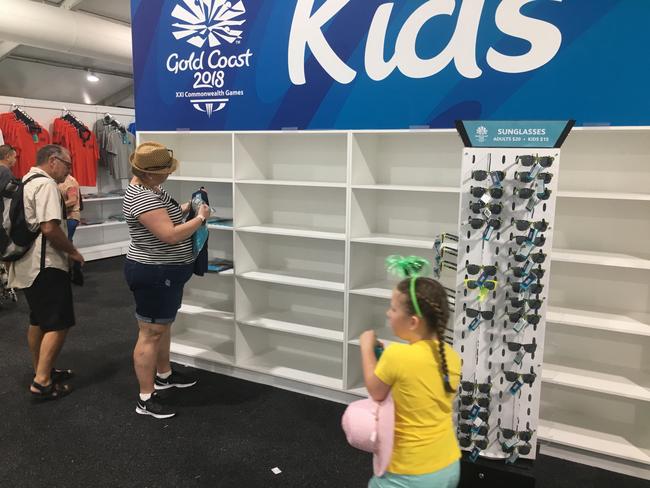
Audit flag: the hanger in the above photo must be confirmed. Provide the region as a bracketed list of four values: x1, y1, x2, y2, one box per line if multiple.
[12, 105, 41, 133]
[61, 108, 91, 141]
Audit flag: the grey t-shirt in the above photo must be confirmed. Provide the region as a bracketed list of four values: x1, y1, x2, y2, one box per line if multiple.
[106, 130, 135, 180]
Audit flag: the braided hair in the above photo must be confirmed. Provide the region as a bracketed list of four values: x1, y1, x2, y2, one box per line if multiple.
[396, 277, 454, 393]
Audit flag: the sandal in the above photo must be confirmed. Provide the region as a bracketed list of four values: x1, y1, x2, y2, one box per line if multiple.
[51, 368, 75, 383]
[30, 381, 72, 402]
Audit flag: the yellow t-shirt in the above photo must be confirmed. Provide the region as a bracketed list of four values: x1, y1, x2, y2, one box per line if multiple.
[375, 340, 462, 475]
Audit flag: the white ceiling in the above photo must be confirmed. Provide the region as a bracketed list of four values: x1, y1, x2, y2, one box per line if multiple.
[0, 0, 134, 108]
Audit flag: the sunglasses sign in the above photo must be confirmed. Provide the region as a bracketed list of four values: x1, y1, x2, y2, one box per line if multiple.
[132, 0, 650, 130]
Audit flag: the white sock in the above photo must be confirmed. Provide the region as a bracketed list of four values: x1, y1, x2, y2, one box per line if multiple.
[157, 370, 172, 379]
[139, 393, 152, 401]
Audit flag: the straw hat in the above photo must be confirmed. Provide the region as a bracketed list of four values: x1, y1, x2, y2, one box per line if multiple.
[341, 393, 395, 477]
[129, 142, 178, 174]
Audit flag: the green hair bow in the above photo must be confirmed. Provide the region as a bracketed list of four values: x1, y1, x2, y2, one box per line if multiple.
[385, 255, 432, 317]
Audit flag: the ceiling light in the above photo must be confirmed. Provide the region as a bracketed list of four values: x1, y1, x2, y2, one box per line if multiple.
[86, 70, 100, 82]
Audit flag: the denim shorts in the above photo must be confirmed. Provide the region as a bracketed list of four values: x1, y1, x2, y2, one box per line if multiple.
[369, 461, 460, 488]
[124, 259, 194, 324]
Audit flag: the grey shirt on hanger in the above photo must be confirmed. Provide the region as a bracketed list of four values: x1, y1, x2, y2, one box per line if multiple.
[106, 130, 135, 179]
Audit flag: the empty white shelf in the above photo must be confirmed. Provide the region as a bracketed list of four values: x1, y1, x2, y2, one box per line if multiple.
[78, 240, 130, 260]
[238, 270, 344, 292]
[82, 196, 124, 202]
[538, 419, 650, 465]
[543, 363, 650, 402]
[351, 184, 460, 193]
[552, 248, 650, 270]
[181, 287, 234, 314]
[237, 179, 346, 188]
[348, 386, 368, 397]
[239, 311, 343, 342]
[207, 268, 234, 276]
[177, 304, 234, 320]
[348, 337, 403, 348]
[237, 224, 345, 241]
[547, 307, 650, 337]
[77, 221, 126, 229]
[351, 234, 437, 249]
[168, 176, 233, 183]
[207, 223, 233, 231]
[171, 329, 235, 364]
[348, 327, 406, 348]
[239, 349, 343, 390]
[557, 190, 650, 201]
[350, 282, 393, 300]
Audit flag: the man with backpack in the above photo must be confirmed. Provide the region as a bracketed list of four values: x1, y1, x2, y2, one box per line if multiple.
[0, 145, 18, 304]
[7, 145, 85, 401]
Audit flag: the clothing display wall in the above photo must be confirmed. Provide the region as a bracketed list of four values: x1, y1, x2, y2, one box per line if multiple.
[0, 96, 135, 262]
[0, 108, 50, 178]
[53, 113, 99, 186]
[94, 115, 135, 180]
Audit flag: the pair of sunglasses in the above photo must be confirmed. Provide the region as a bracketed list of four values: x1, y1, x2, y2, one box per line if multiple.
[465, 279, 498, 291]
[459, 436, 488, 450]
[459, 423, 489, 436]
[513, 219, 549, 232]
[515, 171, 553, 184]
[460, 381, 492, 395]
[460, 395, 490, 408]
[459, 409, 489, 422]
[508, 298, 544, 310]
[517, 155, 555, 168]
[516, 187, 553, 201]
[466, 309, 494, 320]
[504, 371, 537, 384]
[512, 267, 545, 279]
[469, 218, 502, 230]
[500, 428, 534, 442]
[510, 282, 544, 294]
[514, 251, 547, 264]
[470, 201, 503, 215]
[508, 312, 541, 325]
[472, 170, 505, 182]
[471, 186, 503, 199]
[507, 342, 537, 354]
[502, 443, 532, 455]
[514, 234, 546, 247]
[467, 264, 497, 276]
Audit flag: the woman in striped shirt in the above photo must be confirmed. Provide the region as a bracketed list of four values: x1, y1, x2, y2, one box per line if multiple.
[123, 142, 210, 419]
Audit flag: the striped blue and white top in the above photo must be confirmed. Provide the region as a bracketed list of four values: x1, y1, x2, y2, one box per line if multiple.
[123, 184, 193, 265]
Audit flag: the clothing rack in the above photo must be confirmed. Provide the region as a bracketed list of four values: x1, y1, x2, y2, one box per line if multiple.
[9, 104, 41, 133]
[103, 112, 126, 133]
[61, 108, 91, 140]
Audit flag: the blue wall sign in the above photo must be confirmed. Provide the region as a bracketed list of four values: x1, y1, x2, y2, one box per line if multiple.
[457, 120, 574, 148]
[131, 0, 650, 131]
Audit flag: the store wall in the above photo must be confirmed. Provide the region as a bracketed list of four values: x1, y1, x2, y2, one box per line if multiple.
[132, 0, 650, 130]
[0, 95, 134, 191]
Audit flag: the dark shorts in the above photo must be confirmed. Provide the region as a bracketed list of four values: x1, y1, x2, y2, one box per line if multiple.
[24, 268, 75, 331]
[124, 259, 194, 324]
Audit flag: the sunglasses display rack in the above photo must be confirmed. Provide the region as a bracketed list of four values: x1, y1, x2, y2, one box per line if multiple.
[453, 148, 561, 464]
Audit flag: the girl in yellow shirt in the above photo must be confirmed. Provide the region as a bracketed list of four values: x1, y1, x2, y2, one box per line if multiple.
[360, 269, 462, 487]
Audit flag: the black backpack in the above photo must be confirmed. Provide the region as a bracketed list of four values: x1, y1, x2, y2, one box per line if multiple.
[0, 173, 47, 261]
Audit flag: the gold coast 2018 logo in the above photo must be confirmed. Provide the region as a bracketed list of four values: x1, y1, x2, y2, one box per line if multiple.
[168, 0, 252, 117]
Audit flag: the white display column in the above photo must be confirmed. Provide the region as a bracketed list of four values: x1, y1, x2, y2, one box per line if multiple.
[453, 121, 572, 465]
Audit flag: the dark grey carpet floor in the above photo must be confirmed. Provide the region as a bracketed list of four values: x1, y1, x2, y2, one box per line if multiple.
[0, 258, 647, 488]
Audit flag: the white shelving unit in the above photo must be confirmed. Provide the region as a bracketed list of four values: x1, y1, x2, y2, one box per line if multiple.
[138, 127, 650, 479]
[538, 127, 650, 478]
